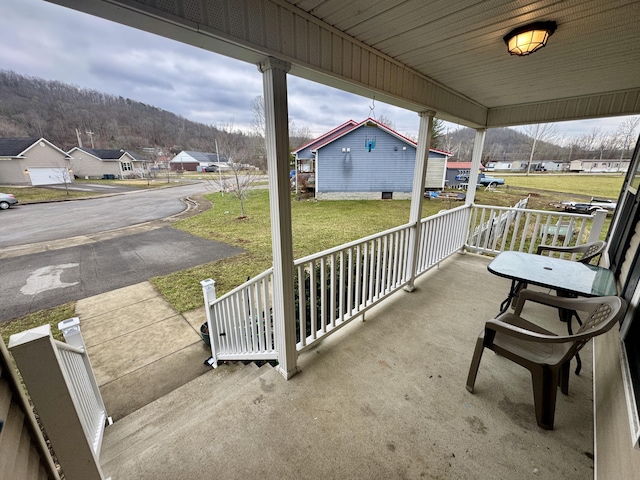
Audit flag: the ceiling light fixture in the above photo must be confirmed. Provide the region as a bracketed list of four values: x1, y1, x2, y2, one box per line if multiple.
[504, 21, 557, 56]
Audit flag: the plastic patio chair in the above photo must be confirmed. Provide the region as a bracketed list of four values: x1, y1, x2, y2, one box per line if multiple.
[536, 239, 606, 264]
[466, 290, 625, 430]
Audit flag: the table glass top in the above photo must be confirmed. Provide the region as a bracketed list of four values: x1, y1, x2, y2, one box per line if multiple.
[488, 251, 617, 297]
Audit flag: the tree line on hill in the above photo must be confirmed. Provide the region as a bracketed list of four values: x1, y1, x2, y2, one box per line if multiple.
[0, 69, 637, 168]
[442, 117, 639, 165]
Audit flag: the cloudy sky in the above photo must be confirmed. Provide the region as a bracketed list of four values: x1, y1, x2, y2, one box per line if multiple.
[2, 0, 638, 142]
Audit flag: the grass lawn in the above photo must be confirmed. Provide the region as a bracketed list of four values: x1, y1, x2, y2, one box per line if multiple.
[3, 177, 174, 203]
[0, 303, 73, 345]
[4, 186, 102, 202]
[501, 173, 624, 199]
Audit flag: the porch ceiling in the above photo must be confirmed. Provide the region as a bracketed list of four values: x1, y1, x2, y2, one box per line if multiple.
[47, 0, 640, 127]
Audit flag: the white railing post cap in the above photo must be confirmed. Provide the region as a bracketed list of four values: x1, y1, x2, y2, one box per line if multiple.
[201, 278, 216, 288]
[58, 316, 80, 331]
[8, 324, 52, 348]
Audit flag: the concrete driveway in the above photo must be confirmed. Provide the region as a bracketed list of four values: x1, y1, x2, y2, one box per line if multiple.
[0, 227, 243, 322]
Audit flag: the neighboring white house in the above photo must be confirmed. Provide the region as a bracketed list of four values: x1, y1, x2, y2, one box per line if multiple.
[0, 137, 73, 186]
[485, 161, 512, 171]
[170, 151, 228, 171]
[68, 147, 151, 179]
[570, 159, 631, 173]
[486, 160, 568, 172]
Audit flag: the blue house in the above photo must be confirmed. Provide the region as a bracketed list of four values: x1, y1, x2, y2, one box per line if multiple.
[293, 118, 450, 200]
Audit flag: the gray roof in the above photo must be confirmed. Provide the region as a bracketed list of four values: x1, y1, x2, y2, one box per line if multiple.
[77, 147, 148, 161]
[180, 151, 227, 163]
[0, 137, 41, 156]
[78, 147, 126, 160]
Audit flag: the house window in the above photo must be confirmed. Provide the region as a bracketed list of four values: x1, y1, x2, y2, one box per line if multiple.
[381, 192, 393, 200]
[121, 162, 132, 171]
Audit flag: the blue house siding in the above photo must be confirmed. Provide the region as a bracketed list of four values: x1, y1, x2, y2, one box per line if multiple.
[296, 119, 449, 199]
[317, 125, 416, 193]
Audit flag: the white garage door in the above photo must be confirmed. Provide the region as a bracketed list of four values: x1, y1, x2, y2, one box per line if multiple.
[28, 167, 71, 186]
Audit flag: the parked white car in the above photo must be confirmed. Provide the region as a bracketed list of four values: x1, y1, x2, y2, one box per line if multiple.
[0, 192, 18, 210]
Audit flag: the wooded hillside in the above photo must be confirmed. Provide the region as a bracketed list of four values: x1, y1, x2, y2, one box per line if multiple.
[0, 70, 231, 154]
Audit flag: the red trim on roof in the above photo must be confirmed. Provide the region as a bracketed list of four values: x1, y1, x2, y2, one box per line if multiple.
[292, 120, 358, 153]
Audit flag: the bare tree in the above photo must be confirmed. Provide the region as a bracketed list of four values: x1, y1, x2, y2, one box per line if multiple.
[576, 127, 601, 159]
[375, 114, 395, 130]
[215, 121, 262, 218]
[595, 131, 618, 161]
[250, 96, 266, 138]
[250, 95, 312, 169]
[617, 117, 640, 160]
[521, 123, 558, 175]
[49, 166, 74, 196]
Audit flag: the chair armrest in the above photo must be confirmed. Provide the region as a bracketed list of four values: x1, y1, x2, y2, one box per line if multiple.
[485, 318, 573, 344]
[512, 289, 605, 316]
[536, 244, 577, 255]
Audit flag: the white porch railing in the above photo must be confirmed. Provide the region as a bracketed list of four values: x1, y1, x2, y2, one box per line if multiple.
[202, 200, 607, 367]
[8, 319, 111, 480]
[201, 270, 277, 367]
[415, 204, 471, 276]
[203, 204, 472, 363]
[467, 203, 607, 256]
[293, 223, 413, 351]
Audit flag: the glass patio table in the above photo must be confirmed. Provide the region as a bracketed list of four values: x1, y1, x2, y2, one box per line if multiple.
[488, 251, 617, 374]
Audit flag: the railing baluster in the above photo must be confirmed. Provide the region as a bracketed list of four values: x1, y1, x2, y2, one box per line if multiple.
[297, 264, 307, 347]
[320, 256, 327, 333]
[310, 260, 318, 340]
[330, 253, 337, 328]
[347, 248, 354, 316]
[355, 245, 362, 311]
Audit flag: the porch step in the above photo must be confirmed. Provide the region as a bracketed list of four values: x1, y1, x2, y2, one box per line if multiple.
[100, 361, 273, 467]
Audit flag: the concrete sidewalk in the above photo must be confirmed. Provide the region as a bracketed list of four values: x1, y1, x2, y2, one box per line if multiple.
[76, 281, 212, 420]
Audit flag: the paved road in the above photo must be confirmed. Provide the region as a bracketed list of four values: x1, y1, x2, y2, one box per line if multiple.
[0, 182, 211, 248]
[0, 228, 244, 321]
[0, 181, 247, 322]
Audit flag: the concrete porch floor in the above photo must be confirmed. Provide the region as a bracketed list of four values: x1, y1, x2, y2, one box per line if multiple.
[94, 253, 596, 479]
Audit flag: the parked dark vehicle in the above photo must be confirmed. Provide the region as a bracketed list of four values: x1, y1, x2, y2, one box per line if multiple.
[559, 197, 617, 214]
[0, 192, 18, 210]
[478, 173, 505, 187]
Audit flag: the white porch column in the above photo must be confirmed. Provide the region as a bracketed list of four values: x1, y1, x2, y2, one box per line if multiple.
[405, 110, 435, 291]
[258, 57, 298, 379]
[465, 128, 487, 205]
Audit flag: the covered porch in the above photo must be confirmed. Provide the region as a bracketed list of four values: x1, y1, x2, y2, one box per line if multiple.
[9, 1, 640, 478]
[99, 252, 597, 479]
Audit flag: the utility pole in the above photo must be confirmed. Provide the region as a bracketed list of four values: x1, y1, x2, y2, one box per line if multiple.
[85, 130, 95, 148]
[215, 138, 223, 196]
[75, 128, 83, 147]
